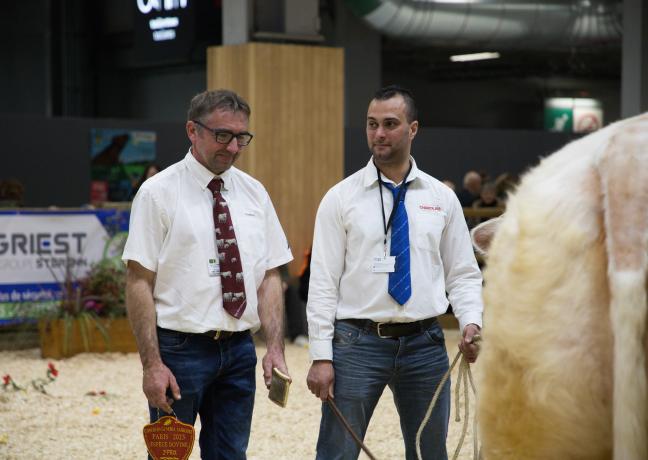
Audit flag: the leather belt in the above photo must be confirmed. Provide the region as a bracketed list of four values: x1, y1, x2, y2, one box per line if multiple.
[340, 317, 437, 339]
[158, 327, 248, 341]
[199, 330, 244, 340]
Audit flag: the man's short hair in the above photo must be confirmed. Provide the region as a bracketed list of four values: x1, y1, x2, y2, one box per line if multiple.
[373, 85, 418, 123]
[187, 89, 251, 122]
[463, 171, 482, 187]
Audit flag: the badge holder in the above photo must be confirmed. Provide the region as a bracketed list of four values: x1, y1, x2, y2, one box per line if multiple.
[143, 408, 195, 460]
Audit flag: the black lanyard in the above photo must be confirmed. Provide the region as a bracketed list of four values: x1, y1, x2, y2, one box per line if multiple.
[377, 161, 412, 251]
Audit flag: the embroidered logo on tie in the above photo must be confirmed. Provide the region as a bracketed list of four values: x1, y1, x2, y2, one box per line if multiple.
[208, 178, 247, 318]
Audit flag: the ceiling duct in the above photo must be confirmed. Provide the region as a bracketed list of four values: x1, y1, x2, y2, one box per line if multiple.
[343, 0, 622, 50]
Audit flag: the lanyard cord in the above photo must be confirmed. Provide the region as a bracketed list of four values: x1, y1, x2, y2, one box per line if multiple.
[377, 160, 413, 248]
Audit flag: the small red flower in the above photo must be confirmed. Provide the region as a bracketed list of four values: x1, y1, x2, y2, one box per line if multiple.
[47, 363, 59, 378]
[2, 374, 10, 386]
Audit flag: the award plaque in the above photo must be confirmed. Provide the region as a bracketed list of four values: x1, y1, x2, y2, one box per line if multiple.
[143, 415, 195, 460]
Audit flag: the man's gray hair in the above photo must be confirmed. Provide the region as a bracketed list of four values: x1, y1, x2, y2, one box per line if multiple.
[187, 89, 251, 121]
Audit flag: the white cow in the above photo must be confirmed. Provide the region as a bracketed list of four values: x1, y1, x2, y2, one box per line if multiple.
[471, 113, 648, 460]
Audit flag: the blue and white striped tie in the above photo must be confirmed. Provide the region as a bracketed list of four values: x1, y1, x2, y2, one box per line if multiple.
[383, 182, 411, 305]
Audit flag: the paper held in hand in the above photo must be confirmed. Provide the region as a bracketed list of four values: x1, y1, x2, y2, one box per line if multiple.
[143, 415, 195, 460]
[268, 367, 291, 408]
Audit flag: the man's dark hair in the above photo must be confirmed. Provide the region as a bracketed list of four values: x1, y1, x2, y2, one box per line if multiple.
[373, 85, 418, 123]
[187, 89, 251, 122]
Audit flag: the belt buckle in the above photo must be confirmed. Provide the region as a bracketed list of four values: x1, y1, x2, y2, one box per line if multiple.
[376, 323, 392, 338]
[213, 330, 222, 340]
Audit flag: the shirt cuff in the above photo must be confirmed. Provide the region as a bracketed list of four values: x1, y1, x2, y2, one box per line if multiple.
[457, 312, 483, 334]
[308, 338, 333, 361]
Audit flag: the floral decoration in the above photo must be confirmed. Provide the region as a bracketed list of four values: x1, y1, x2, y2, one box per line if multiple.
[2, 363, 59, 395]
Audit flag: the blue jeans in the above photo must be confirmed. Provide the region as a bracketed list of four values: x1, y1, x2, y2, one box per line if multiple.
[316, 320, 450, 460]
[149, 328, 257, 460]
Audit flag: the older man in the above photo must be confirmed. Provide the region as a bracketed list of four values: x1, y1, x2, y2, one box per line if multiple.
[306, 85, 483, 460]
[123, 89, 292, 459]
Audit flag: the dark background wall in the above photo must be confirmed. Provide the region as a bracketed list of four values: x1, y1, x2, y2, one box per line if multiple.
[1, 114, 189, 207]
[1, 113, 576, 207]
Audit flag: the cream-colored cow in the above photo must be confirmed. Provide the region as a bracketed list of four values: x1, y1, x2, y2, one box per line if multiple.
[471, 113, 648, 460]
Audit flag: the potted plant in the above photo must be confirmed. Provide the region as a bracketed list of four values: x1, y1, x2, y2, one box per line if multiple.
[38, 259, 136, 359]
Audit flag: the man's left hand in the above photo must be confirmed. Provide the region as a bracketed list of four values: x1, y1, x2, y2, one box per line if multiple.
[262, 348, 291, 389]
[458, 323, 481, 363]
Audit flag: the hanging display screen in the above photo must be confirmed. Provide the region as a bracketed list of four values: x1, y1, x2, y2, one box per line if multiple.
[133, 0, 222, 65]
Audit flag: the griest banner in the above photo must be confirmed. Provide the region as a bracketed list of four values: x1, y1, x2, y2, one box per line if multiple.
[0, 210, 129, 310]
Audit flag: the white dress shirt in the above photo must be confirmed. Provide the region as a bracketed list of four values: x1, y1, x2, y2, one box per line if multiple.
[123, 151, 293, 333]
[307, 157, 483, 360]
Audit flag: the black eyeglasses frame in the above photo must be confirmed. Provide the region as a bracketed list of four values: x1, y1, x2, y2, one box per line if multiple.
[192, 119, 254, 146]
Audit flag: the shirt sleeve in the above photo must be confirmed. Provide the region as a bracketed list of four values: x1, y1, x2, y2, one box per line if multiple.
[262, 192, 293, 270]
[307, 188, 346, 361]
[440, 192, 484, 332]
[121, 186, 168, 272]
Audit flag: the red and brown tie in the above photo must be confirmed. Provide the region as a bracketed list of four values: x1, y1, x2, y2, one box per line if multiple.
[208, 178, 247, 319]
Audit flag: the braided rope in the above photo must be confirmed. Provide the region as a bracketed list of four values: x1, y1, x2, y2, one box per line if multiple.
[415, 336, 482, 460]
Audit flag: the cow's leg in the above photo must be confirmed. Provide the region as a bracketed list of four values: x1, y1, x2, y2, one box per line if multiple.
[598, 115, 648, 460]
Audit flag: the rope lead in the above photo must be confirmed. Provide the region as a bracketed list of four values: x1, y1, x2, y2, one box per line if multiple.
[415, 335, 482, 460]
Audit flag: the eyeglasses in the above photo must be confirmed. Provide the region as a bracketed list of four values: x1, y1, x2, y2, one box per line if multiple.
[192, 120, 254, 146]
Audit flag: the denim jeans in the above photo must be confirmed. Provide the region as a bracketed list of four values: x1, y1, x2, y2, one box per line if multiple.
[316, 320, 450, 460]
[149, 328, 257, 460]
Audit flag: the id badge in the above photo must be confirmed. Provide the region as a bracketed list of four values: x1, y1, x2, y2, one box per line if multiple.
[372, 256, 395, 273]
[207, 258, 220, 276]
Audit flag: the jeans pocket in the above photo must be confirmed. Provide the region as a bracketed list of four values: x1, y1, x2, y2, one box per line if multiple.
[333, 322, 361, 347]
[157, 329, 189, 351]
[423, 323, 445, 345]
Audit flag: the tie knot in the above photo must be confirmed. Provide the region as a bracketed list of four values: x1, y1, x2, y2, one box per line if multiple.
[382, 181, 401, 198]
[207, 178, 223, 194]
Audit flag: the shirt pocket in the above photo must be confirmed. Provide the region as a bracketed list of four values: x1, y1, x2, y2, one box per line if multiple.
[234, 208, 267, 268]
[413, 209, 446, 255]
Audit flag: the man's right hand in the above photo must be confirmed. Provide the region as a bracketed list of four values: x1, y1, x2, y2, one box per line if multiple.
[306, 360, 334, 401]
[143, 362, 181, 414]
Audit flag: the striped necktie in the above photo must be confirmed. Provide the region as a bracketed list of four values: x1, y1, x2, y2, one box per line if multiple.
[383, 182, 412, 305]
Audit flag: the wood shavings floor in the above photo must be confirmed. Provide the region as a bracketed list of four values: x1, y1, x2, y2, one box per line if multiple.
[0, 329, 479, 459]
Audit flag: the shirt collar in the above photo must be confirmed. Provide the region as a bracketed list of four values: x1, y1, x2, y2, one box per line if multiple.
[361, 156, 422, 188]
[184, 149, 234, 191]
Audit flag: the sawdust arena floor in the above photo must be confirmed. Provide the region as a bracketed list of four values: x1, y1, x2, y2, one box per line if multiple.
[0, 329, 479, 459]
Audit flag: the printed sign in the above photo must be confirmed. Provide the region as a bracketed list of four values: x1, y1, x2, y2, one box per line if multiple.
[90, 128, 157, 202]
[544, 98, 603, 133]
[0, 210, 129, 321]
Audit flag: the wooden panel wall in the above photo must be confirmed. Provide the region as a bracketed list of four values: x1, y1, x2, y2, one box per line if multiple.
[207, 43, 344, 275]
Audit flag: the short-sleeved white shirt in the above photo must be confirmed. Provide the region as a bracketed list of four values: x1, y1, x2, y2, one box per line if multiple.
[122, 151, 293, 333]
